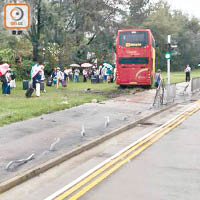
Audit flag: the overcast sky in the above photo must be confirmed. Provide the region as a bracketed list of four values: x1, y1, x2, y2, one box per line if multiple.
[151, 0, 200, 19]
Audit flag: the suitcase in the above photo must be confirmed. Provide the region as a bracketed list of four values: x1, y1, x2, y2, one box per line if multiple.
[91, 76, 98, 84]
[40, 82, 44, 91]
[23, 80, 29, 90]
[46, 77, 52, 87]
[62, 80, 67, 87]
[25, 87, 34, 98]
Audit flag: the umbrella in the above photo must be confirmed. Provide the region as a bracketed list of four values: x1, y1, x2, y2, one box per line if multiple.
[81, 63, 93, 68]
[31, 64, 42, 79]
[0, 63, 10, 76]
[102, 62, 113, 69]
[70, 64, 80, 68]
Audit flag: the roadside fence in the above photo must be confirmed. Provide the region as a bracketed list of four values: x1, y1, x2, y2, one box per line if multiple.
[165, 83, 176, 103]
[191, 77, 200, 93]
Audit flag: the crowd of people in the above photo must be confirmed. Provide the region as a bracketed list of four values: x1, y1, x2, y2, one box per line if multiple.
[50, 64, 116, 85]
[0, 59, 116, 97]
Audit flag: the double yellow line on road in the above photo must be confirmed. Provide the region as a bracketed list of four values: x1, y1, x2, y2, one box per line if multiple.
[54, 101, 200, 200]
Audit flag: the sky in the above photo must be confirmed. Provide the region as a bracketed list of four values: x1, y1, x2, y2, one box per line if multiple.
[151, 0, 200, 19]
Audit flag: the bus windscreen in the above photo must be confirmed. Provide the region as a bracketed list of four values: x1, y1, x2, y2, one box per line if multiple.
[119, 31, 148, 47]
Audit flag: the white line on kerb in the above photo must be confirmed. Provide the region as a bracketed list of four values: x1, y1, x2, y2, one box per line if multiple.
[44, 102, 199, 200]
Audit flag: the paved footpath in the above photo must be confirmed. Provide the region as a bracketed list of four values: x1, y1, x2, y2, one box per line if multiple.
[0, 82, 197, 185]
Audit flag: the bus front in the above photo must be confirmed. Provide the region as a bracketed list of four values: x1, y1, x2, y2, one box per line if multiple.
[116, 29, 155, 87]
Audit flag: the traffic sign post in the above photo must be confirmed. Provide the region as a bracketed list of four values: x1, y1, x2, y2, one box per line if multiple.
[167, 58, 170, 84]
[167, 35, 171, 85]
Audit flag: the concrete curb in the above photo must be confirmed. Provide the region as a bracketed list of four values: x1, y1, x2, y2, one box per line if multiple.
[0, 104, 176, 194]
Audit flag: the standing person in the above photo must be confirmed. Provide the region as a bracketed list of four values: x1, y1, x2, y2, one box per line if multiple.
[40, 65, 46, 92]
[106, 67, 112, 83]
[101, 67, 107, 81]
[73, 68, 80, 82]
[0, 60, 11, 95]
[10, 69, 16, 88]
[1, 70, 11, 95]
[83, 68, 88, 82]
[51, 67, 57, 86]
[30, 59, 42, 97]
[64, 66, 68, 81]
[56, 67, 64, 88]
[155, 69, 162, 88]
[185, 64, 191, 82]
[68, 68, 73, 81]
[32, 70, 42, 97]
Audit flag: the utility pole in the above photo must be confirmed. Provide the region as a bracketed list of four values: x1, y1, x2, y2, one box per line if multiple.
[167, 35, 171, 85]
[165, 35, 171, 85]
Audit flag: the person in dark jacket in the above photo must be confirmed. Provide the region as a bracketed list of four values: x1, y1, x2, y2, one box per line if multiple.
[51, 67, 57, 86]
[1, 71, 11, 95]
[32, 71, 41, 97]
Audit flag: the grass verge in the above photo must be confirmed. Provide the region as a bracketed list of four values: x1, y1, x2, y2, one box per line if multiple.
[0, 81, 129, 127]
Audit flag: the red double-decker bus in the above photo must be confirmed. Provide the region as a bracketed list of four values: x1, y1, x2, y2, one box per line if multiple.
[116, 29, 156, 87]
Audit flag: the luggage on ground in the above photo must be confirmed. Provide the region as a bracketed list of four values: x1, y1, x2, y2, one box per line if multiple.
[91, 75, 99, 84]
[23, 80, 29, 90]
[46, 77, 52, 87]
[62, 80, 67, 87]
[25, 87, 34, 98]
[40, 82, 44, 91]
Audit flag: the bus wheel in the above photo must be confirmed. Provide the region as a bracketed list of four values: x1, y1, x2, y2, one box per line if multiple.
[146, 85, 152, 89]
[118, 85, 126, 89]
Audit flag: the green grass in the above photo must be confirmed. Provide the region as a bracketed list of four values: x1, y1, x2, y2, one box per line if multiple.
[161, 69, 200, 83]
[0, 80, 119, 127]
[1, 69, 200, 127]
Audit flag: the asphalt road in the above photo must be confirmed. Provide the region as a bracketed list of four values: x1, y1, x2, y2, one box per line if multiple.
[80, 105, 200, 200]
[1, 100, 200, 200]
[0, 82, 194, 184]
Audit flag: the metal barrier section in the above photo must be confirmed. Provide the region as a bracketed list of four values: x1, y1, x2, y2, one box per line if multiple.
[191, 77, 200, 93]
[165, 83, 176, 103]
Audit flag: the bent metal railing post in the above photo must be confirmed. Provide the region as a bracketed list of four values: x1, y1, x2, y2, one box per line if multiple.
[166, 83, 176, 103]
[6, 154, 35, 170]
[191, 77, 200, 93]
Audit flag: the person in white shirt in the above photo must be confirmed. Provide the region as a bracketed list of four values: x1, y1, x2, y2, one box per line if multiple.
[40, 65, 46, 92]
[83, 68, 88, 82]
[56, 67, 64, 88]
[184, 64, 191, 82]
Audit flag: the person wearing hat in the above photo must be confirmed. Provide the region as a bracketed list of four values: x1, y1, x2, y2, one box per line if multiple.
[155, 69, 162, 88]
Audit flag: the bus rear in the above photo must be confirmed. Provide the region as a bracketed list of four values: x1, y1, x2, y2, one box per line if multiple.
[116, 29, 155, 87]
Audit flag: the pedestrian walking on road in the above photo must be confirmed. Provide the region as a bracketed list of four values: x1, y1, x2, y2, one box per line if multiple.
[185, 64, 191, 82]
